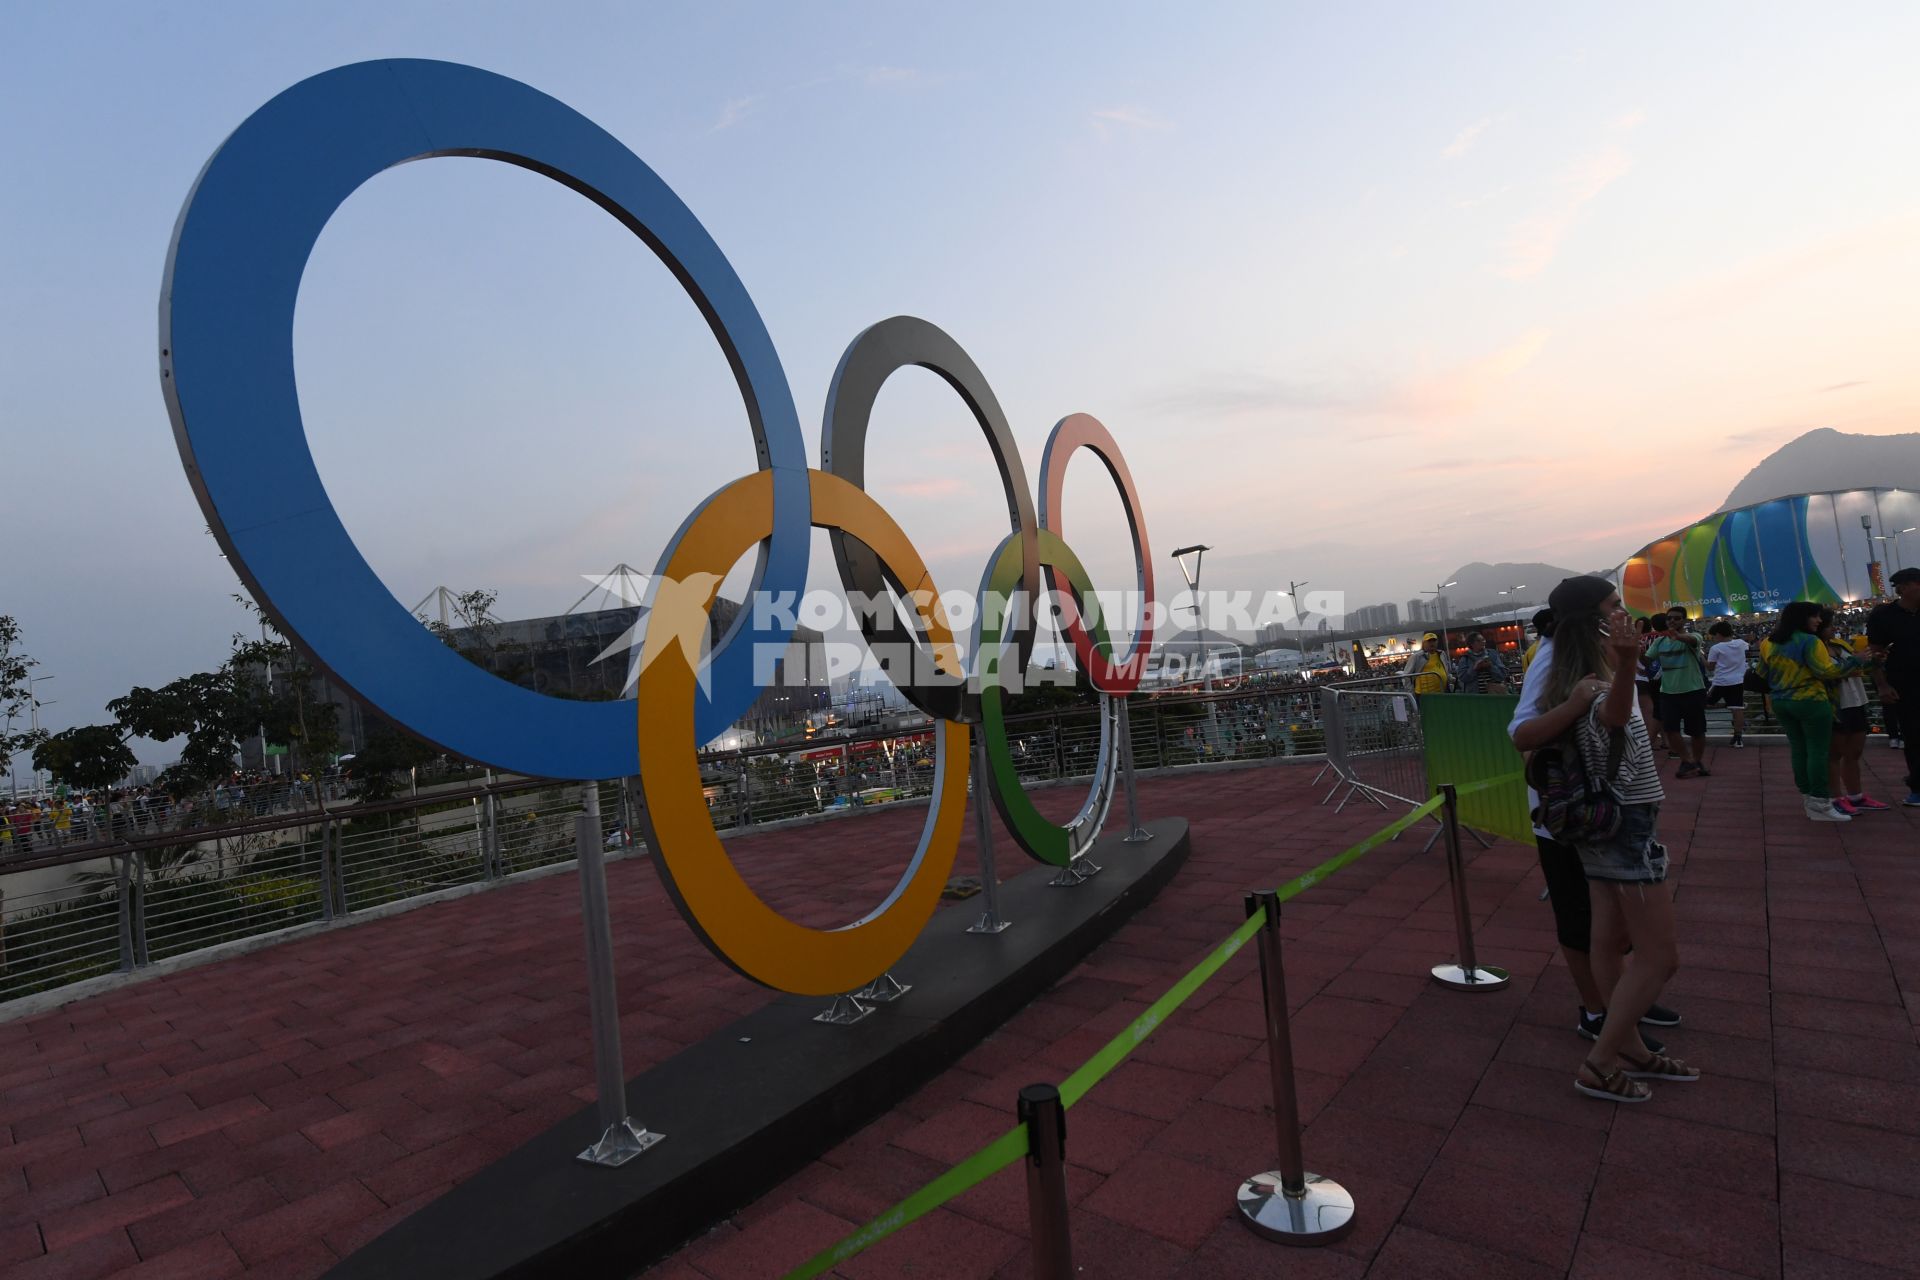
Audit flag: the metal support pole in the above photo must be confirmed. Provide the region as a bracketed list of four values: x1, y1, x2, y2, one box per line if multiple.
[1018, 1084, 1074, 1279]
[130, 854, 149, 967]
[1236, 890, 1355, 1244]
[114, 853, 135, 974]
[482, 792, 499, 879]
[317, 820, 335, 924]
[574, 784, 664, 1166]
[1430, 784, 1509, 991]
[1118, 699, 1152, 843]
[967, 733, 1012, 934]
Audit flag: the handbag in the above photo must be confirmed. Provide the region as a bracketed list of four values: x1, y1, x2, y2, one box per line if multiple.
[1526, 720, 1626, 842]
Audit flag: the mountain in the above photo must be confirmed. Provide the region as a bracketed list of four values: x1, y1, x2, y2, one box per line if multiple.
[1721, 427, 1920, 511]
[1438, 561, 1583, 613]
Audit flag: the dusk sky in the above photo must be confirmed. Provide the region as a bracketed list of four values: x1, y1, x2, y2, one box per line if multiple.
[7, 3, 1920, 759]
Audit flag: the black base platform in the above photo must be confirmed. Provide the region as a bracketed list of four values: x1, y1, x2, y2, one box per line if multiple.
[328, 817, 1190, 1280]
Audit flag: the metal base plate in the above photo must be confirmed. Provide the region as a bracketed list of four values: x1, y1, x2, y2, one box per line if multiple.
[813, 993, 876, 1025]
[1048, 858, 1102, 887]
[1121, 827, 1155, 844]
[966, 911, 1012, 934]
[1236, 1171, 1355, 1244]
[577, 1119, 664, 1167]
[1430, 963, 1510, 991]
[853, 972, 911, 1004]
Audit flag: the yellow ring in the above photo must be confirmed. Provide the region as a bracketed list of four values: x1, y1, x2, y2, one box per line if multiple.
[632, 468, 970, 996]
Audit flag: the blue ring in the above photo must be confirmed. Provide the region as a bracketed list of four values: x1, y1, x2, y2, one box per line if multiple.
[160, 60, 809, 779]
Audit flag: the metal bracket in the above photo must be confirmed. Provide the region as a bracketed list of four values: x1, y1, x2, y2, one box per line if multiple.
[852, 971, 911, 1004]
[1047, 857, 1102, 887]
[578, 1117, 664, 1167]
[813, 993, 877, 1025]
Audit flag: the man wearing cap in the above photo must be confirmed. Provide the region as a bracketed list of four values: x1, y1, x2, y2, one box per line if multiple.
[1522, 608, 1553, 674]
[1868, 566, 1920, 806]
[1403, 632, 1449, 694]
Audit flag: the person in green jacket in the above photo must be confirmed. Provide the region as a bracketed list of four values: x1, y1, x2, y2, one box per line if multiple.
[1760, 600, 1867, 823]
[1646, 607, 1710, 778]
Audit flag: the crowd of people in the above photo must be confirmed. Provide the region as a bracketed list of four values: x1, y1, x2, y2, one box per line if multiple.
[0, 770, 336, 857]
[1504, 568, 1920, 1106]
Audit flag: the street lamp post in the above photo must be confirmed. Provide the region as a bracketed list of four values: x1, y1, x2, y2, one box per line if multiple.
[1496, 584, 1528, 610]
[27, 675, 55, 796]
[1875, 527, 1917, 578]
[1171, 545, 1213, 696]
[1423, 581, 1460, 658]
[1284, 579, 1310, 659]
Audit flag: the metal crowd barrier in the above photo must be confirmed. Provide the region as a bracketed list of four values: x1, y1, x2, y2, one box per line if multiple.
[1318, 679, 1427, 811]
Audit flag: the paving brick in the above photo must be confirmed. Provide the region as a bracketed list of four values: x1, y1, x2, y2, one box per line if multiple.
[126, 1175, 284, 1259]
[1081, 1151, 1235, 1251]
[9, 1228, 137, 1280]
[41, 1176, 195, 1253]
[108, 1233, 245, 1280]
[1586, 1163, 1782, 1278]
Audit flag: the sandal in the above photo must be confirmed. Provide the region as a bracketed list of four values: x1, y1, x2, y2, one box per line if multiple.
[1575, 1059, 1651, 1103]
[1622, 1051, 1700, 1082]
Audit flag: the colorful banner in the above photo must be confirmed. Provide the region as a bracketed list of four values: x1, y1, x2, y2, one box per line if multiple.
[1619, 488, 1920, 617]
[1418, 694, 1533, 844]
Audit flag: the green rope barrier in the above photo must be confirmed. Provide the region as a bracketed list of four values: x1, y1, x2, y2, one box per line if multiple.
[781, 780, 1508, 1279]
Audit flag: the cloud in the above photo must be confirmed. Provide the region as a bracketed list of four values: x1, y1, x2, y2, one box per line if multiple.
[1091, 106, 1171, 134]
[1724, 422, 1814, 446]
[1143, 372, 1374, 419]
[889, 476, 969, 498]
[1820, 380, 1868, 394]
[710, 96, 756, 133]
[861, 66, 925, 88]
[1400, 328, 1552, 414]
[1612, 108, 1649, 131]
[1407, 456, 1546, 473]
[1442, 117, 1492, 159]
[1498, 144, 1632, 279]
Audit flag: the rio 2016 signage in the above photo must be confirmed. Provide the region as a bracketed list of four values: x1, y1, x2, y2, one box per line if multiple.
[161, 60, 1154, 998]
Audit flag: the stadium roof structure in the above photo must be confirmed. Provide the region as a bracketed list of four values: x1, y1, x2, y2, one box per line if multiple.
[1617, 487, 1920, 617]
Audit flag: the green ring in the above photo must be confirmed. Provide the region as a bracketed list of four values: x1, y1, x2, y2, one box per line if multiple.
[977, 528, 1118, 866]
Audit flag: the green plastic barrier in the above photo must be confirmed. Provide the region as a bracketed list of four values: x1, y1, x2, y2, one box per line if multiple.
[1418, 693, 1533, 844]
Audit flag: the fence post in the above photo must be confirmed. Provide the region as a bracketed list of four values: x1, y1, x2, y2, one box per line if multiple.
[1429, 784, 1509, 991]
[574, 783, 664, 1166]
[735, 758, 749, 830]
[1018, 1084, 1073, 1279]
[1118, 699, 1152, 843]
[115, 853, 135, 974]
[966, 734, 1012, 934]
[317, 819, 335, 924]
[1236, 890, 1355, 1244]
[130, 853, 149, 967]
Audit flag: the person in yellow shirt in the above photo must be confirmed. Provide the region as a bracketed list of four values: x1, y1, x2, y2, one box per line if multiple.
[51, 801, 72, 844]
[1760, 600, 1866, 822]
[1403, 632, 1449, 694]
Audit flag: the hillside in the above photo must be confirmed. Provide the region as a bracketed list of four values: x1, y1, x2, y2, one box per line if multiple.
[1437, 561, 1583, 612]
[1721, 427, 1920, 511]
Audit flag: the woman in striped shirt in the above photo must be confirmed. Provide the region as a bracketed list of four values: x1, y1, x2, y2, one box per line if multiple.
[1512, 576, 1696, 1103]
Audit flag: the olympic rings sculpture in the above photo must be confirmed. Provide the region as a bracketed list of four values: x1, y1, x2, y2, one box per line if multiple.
[161, 60, 1155, 996]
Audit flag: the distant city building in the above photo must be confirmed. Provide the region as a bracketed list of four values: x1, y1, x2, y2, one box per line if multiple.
[1346, 602, 1400, 632]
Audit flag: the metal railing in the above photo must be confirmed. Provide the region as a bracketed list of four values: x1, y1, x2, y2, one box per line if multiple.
[0, 686, 1348, 1010]
[1319, 682, 1427, 810]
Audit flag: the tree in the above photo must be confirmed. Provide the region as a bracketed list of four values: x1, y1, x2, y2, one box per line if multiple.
[33, 726, 137, 792]
[346, 727, 440, 801]
[111, 670, 251, 794]
[1, 616, 47, 776]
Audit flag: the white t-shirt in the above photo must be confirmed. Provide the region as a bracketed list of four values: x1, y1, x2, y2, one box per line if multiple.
[1705, 638, 1749, 687]
[1510, 637, 1554, 839]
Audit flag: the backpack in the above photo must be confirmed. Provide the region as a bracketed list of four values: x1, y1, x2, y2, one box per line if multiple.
[1526, 723, 1626, 843]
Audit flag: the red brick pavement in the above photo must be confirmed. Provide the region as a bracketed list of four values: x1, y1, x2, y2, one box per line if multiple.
[1, 744, 1917, 1278]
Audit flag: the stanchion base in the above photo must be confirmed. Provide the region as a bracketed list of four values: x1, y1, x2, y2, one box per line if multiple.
[1121, 827, 1155, 844]
[813, 993, 876, 1025]
[966, 911, 1012, 934]
[1235, 1171, 1355, 1245]
[577, 1118, 664, 1167]
[1430, 963, 1510, 991]
[853, 972, 911, 1004]
[1048, 858, 1102, 887]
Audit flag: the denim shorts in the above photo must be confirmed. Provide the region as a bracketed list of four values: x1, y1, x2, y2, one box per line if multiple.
[1571, 803, 1667, 884]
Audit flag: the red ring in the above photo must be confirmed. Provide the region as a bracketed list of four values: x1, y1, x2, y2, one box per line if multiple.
[1037, 413, 1154, 695]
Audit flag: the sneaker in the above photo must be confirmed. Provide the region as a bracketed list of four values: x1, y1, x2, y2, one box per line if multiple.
[1854, 794, 1891, 811]
[1676, 761, 1699, 779]
[1695, 763, 1712, 777]
[1576, 1010, 1664, 1054]
[1731, 735, 1745, 748]
[1892, 737, 1906, 749]
[1904, 793, 1920, 807]
[1806, 794, 1852, 822]
[1834, 796, 1859, 816]
[1639, 1003, 1682, 1027]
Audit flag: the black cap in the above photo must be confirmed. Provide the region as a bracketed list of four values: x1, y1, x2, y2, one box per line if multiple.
[1547, 575, 1614, 617]
[1531, 607, 1554, 632]
[1892, 567, 1920, 587]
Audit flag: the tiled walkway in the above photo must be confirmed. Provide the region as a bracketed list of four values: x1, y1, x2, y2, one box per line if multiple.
[2, 745, 1917, 1278]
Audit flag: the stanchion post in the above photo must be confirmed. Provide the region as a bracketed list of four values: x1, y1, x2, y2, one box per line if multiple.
[1235, 890, 1355, 1245]
[1429, 783, 1510, 991]
[574, 784, 665, 1165]
[1018, 1084, 1073, 1279]
[967, 734, 1011, 934]
[1117, 699, 1152, 843]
